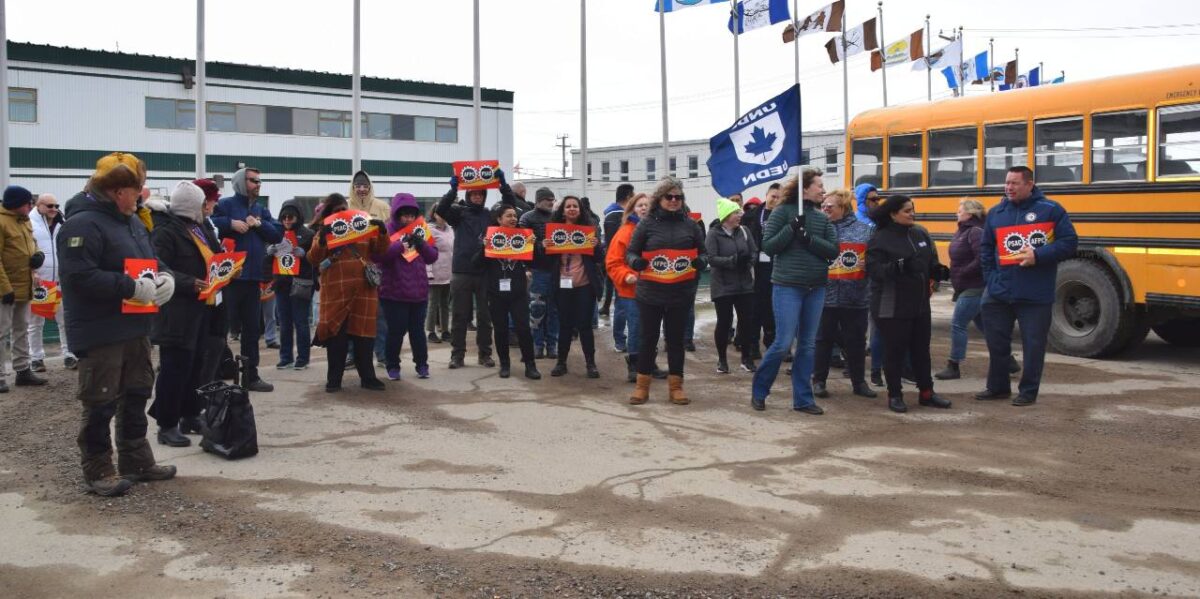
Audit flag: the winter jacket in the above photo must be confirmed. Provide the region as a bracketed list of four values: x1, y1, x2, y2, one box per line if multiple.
[150, 209, 221, 351]
[518, 205, 554, 271]
[473, 247, 532, 299]
[0, 207, 37, 301]
[210, 170, 283, 282]
[823, 213, 872, 309]
[602, 202, 624, 248]
[426, 223, 454, 285]
[762, 200, 838, 288]
[854, 183, 878, 228]
[704, 222, 757, 299]
[436, 186, 520, 275]
[866, 223, 946, 320]
[625, 206, 706, 307]
[346, 170, 392, 222]
[380, 193, 439, 303]
[31, 211, 64, 282]
[980, 187, 1078, 305]
[56, 190, 165, 353]
[605, 221, 638, 299]
[538, 219, 606, 299]
[271, 200, 317, 296]
[949, 216, 985, 295]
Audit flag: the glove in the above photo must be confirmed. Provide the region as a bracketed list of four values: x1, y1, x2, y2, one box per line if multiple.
[130, 277, 156, 303]
[629, 257, 648, 271]
[29, 251, 45, 269]
[294, 246, 307, 258]
[736, 253, 752, 267]
[154, 272, 175, 306]
[448, 176, 459, 191]
[790, 213, 806, 231]
[495, 168, 507, 184]
[933, 263, 951, 282]
[1, 292, 13, 305]
[408, 233, 426, 248]
[692, 256, 707, 271]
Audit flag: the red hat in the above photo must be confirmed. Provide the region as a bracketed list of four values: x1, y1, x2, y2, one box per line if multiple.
[744, 196, 763, 207]
[193, 178, 221, 204]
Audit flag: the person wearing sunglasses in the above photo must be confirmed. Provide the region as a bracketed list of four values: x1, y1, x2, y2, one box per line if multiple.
[624, 177, 707, 405]
[28, 193, 77, 373]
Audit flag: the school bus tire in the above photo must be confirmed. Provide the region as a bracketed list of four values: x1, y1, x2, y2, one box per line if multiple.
[1152, 318, 1200, 347]
[1050, 259, 1142, 358]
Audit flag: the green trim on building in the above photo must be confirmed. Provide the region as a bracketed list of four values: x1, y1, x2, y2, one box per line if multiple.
[8, 41, 515, 104]
[10, 147, 453, 178]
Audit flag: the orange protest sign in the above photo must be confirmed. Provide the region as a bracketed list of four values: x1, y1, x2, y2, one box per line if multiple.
[996, 222, 1055, 266]
[273, 231, 300, 276]
[31, 281, 61, 318]
[689, 212, 703, 223]
[828, 242, 866, 280]
[640, 249, 698, 283]
[453, 160, 501, 190]
[259, 281, 275, 303]
[484, 226, 534, 261]
[544, 223, 597, 255]
[390, 216, 433, 262]
[122, 258, 158, 314]
[323, 209, 376, 249]
[199, 251, 247, 301]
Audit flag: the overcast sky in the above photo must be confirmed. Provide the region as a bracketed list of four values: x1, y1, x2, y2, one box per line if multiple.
[10, 0, 1200, 178]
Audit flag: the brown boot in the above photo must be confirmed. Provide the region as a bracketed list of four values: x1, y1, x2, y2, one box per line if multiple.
[81, 450, 133, 497]
[668, 375, 689, 405]
[117, 438, 177, 483]
[629, 374, 652, 405]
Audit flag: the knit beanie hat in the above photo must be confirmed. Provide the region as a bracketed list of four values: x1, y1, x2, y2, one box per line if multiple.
[169, 181, 205, 222]
[716, 198, 741, 223]
[2, 185, 33, 210]
[193, 178, 221, 204]
[535, 187, 555, 202]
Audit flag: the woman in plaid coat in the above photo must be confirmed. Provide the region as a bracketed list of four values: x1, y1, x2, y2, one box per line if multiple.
[308, 193, 389, 393]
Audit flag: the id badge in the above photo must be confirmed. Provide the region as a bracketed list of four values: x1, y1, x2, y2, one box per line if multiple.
[560, 277, 574, 289]
[758, 252, 771, 263]
[499, 278, 512, 292]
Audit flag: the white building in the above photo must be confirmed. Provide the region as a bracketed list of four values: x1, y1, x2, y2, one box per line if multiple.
[516, 129, 844, 220]
[5, 42, 514, 216]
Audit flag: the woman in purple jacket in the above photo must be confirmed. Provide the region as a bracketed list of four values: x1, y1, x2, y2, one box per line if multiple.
[380, 193, 438, 380]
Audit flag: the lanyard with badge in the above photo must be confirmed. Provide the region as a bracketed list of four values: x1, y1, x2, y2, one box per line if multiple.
[499, 260, 515, 292]
[560, 255, 576, 289]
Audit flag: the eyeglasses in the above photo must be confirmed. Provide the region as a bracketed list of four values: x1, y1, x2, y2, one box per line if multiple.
[246, 178, 262, 184]
[820, 204, 835, 211]
[43, 204, 59, 209]
[663, 194, 685, 202]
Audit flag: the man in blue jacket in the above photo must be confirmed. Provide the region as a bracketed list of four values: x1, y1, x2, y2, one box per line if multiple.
[211, 167, 283, 392]
[978, 166, 1077, 407]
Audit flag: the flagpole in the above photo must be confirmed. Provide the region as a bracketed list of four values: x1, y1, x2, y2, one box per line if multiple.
[924, 14, 931, 101]
[841, 14, 849, 131]
[733, 8, 741, 120]
[580, 0, 588, 200]
[988, 38, 995, 92]
[877, 1, 887, 107]
[352, 0, 362, 173]
[956, 26, 964, 97]
[195, 0, 206, 178]
[792, 0, 800, 87]
[472, 0, 482, 160]
[1014, 47, 1020, 82]
[659, 7, 669, 173]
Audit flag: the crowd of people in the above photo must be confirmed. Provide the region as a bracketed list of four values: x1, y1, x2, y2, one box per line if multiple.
[0, 150, 1076, 497]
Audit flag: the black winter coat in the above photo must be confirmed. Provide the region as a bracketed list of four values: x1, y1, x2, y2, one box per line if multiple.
[705, 222, 757, 299]
[150, 210, 221, 351]
[866, 223, 948, 319]
[436, 186, 522, 275]
[537, 222, 606, 299]
[518, 206, 554, 271]
[57, 191, 166, 353]
[625, 206, 707, 307]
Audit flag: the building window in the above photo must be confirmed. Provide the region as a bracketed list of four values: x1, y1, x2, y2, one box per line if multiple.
[587, 162, 592, 182]
[600, 161, 611, 182]
[669, 157, 677, 177]
[265, 106, 293, 134]
[8, 88, 37, 123]
[619, 160, 629, 182]
[851, 138, 883, 188]
[928, 126, 978, 187]
[687, 155, 698, 178]
[645, 158, 656, 181]
[293, 108, 319, 136]
[888, 133, 923, 188]
[318, 110, 351, 137]
[984, 122, 1027, 185]
[825, 147, 839, 174]
[145, 97, 195, 130]
[1157, 103, 1200, 179]
[1034, 117, 1084, 183]
[392, 115, 415, 140]
[801, 149, 811, 165]
[1091, 110, 1147, 182]
[207, 102, 237, 132]
[414, 116, 436, 141]
[435, 118, 458, 143]
[363, 113, 392, 139]
[236, 104, 266, 134]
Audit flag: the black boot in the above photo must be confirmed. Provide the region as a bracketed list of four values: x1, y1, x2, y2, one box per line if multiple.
[524, 361, 542, 380]
[157, 425, 191, 447]
[918, 389, 952, 409]
[1008, 354, 1022, 374]
[550, 361, 568, 377]
[934, 360, 960, 380]
[888, 394, 908, 413]
[352, 336, 385, 390]
[499, 361, 511, 378]
[852, 382, 878, 398]
[812, 381, 830, 398]
[585, 361, 600, 379]
[625, 355, 637, 383]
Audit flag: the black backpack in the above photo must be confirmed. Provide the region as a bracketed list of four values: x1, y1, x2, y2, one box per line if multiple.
[198, 355, 259, 460]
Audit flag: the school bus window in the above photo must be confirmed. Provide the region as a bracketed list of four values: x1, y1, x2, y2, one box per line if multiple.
[1157, 103, 1200, 179]
[984, 122, 1027, 186]
[1091, 110, 1147, 182]
[928, 127, 978, 187]
[852, 137, 883, 188]
[1034, 117, 1084, 183]
[888, 133, 922, 188]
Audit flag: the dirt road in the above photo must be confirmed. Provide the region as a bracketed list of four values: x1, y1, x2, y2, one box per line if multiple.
[1, 296, 1198, 598]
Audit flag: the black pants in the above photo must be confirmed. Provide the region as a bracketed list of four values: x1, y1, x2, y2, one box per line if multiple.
[324, 322, 378, 387]
[876, 312, 934, 397]
[224, 280, 262, 381]
[149, 345, 207, 428]
[488, 292, 535, 366]
[450, 273, 492, 359]
[752, 263, 775, 351]
[714, 293, 754, 362]
[638, 302, 687, 376]
[556, 286, 596, 364]
[601, 272, 614, 312]
[813, 307, 869, 385]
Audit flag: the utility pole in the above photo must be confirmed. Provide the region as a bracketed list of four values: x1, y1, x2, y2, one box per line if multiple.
[556, 134, 571, 178]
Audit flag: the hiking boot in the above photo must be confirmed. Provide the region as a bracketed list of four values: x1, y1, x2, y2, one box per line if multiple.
[812, 381, 830, 398]
[630, 374, 651, 405]
[586, 362, 600, 379]
[123, 464, 177, 483]
[245, 379, 274, 393]
[449, 355, 465, 369]
[64, 356, 79, 370]
[157, 425, 191, 447]
[87, 475, 134, 497]
[918, 390, 952, 409]
[934, 360, 960, 380]
[524, 362, 542, 380]
[478, 355, 496, 368]
[31, 359, 46, 373]
[15, 369, 47, 386]
[852, 382, 878, 398]
[974, 389, 1011, 401]
[1008, 354, 1022, 374]
[1012, 394, 1037, 407]
[751, 395, 765, 411]
[668, 375, 689, 405]
[888, 395, 908, 413]
[550, 362, 568, 377]
[716, 358, 730, 374]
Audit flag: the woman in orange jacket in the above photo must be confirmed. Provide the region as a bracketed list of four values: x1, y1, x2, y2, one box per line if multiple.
[604, 193, 664, 387]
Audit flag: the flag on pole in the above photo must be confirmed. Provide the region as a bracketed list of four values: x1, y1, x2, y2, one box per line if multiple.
[825, 18, 878, 63]
[1001, 66, 1041, 90]
[729, 0, 791, 34]
[782, 0, 844, 42]
[1050, 72, 1065, 84]
[869, 29, 924, 71]
[943, 49, 989, 88]
[655, 0, 727, 12]
[706, 84, 802, 197]
[912, 38, 961, 73]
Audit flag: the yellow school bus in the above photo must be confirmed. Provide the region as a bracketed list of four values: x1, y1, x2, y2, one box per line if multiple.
[845, 64, 1200, 357]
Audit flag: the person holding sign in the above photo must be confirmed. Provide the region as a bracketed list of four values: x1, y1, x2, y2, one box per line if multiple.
[624, 177, 707, 405]
[475, 203, 541, 380]
[605, 193, 667, 384]
[811, 190, 877, 400]
[978, 166, 1078, 407]
[436, 172, 503, 369]
[309, 194, 389, 393]
[705, 198, 759, 376]
[379, 193, 439, 381]
[539, 196, 604, 379]
[866, 195, 953, 414]
[58, 152, 177, 496]
[270, 200, 316, 371]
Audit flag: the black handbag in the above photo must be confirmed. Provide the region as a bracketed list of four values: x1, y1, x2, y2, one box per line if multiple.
[290, 277, 315, 301]
[197, 356, 259, 460]
[349, 246, 382, 288]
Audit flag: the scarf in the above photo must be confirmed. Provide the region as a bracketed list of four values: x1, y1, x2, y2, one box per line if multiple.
[188, 223, 217, 305]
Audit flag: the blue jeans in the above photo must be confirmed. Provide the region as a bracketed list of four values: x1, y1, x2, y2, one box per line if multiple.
[277, 293, 312, 366]
[529, 270, 559, 352]
[982, 300, 1052, 399]
[949, 293, 985, 362]
[263, 295, 278, 344]
[373, 298, 388, 361]
[752, 285, 826, 408]
[616, 297, 639, 354]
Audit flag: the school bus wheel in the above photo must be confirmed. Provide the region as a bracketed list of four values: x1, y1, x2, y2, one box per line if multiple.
[1051, 259, 1146, 358]
[1151, 318, 1200, 347]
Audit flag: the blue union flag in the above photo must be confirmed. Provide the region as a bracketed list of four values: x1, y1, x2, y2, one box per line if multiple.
[706, 85, 802, 197]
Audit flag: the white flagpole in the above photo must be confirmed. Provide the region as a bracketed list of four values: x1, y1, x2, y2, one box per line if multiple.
[925, 14, 931, 101]
[841, 15, 849, 131]
[989, 37, 995, 92]
[0, 0, 10, 185]
[352, 0, 362, 173]
[733, 7, 741, 119]
[473, 0, 482, 160]
[792, 0, 800, 86]
[659, 7, 669, 173]
[877, 1, 887, 107]
[580, 0, 588, 199]
[195, 0, 206, 177]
